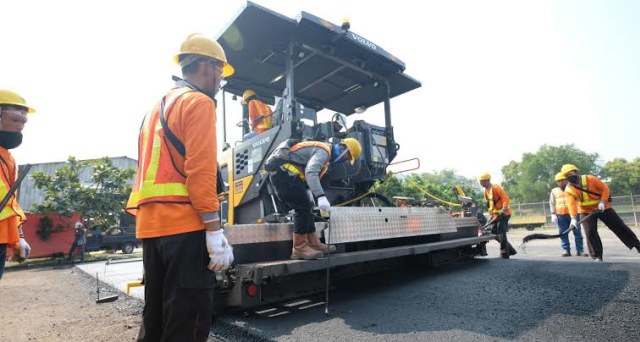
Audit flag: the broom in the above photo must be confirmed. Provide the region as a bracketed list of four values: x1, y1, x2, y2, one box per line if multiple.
[522, 212, 595, 244]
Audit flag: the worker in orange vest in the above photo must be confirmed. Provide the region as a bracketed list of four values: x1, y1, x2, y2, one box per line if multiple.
[550, 172, 586, 257]
[0, 89, 32, 280]
[243, 88, 272, 134]
[561, 164, 640, 262]
[126, 33, 234, 342]
[478, 172, 517, 259]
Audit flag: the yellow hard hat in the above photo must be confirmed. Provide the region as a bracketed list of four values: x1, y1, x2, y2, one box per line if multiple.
[0, 89, 35, 113]
[243, 89, 256, 101]
[341, 138, 362, 165]
[173, 33, 235, 77]
[554, 172, 566, 181]
[560, 164, 579, 176]
[477, 172, 491, 181]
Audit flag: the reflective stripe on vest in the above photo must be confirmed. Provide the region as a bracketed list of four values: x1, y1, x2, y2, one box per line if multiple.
[126, 87, 192, 210]
[0, 182, 25, 221]
[0, 159, 26, 222]
[551, 187, 569, 215]
[486, 187, 500, 215]
[565, 175, 600, 208]
[282, 142, 331, 181]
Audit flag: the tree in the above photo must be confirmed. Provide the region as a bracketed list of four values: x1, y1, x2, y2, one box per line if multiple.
[602, 157, 640, 196]
[31, 156, 136, 228]
[372, 169, 482, 206]
[502, 144, 599, 202]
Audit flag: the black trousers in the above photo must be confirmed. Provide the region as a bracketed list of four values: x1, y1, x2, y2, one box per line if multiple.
[269, 169, 315, 234]
[492, 215, 517, 256]
[68, 241, 85, 262]
[137, 230, 215, 342]
[580, 208, 640, 259]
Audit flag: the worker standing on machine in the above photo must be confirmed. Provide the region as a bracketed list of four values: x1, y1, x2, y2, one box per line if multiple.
[265, 138, 362, 260]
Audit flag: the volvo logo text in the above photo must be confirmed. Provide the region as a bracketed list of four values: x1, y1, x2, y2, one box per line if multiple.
[252, 136, 271, 148]
[350, 33, 377, 50]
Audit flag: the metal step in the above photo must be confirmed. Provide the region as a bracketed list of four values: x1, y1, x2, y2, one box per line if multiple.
[234, 235, 494, 283]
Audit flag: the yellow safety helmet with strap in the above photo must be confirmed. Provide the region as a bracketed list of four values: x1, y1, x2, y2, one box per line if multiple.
[243, 89, 256, 101]
[341, 138, 362, 165]
[554, 172, 566, 181]
[477, 172, 491, 181]
[0, 89, 35, 113]
[173, 33, 235, 77]
[560, 164, 579, 176]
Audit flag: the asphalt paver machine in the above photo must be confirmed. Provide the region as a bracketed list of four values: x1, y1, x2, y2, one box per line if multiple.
[213, 1, 493, 314]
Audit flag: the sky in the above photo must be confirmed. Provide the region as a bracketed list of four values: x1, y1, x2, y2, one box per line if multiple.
[2, 0, 639, 182]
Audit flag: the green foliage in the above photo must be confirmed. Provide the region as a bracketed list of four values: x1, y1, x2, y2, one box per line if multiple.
[373, 169, 482, 206]
[501, 144, 599, 202]
[602, 157, 640, 195]
[36, 216, 54, 241]
[31, 157, 136, 228]
[373, 144, 639, 207]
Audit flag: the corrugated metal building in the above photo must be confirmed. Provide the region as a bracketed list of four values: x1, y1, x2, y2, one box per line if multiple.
[18, 156, 138, 212]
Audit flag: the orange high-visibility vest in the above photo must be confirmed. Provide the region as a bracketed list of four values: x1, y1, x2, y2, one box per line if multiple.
[485, 185, 511, 216]
[564, 175, 608, 213]
[551, 187, 569, 215]
[0, 151, 25, 246]
[126, 87, 194, 213]
[281, 141, 331, 181]
[248, 99, 272, 134]
[0, 153, 25, 222]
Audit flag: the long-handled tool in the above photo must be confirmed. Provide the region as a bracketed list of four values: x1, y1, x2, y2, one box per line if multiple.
[522, 212, 595, 244]
[324, 219, 332, 316]
[96, 272, 119, 303]
[2, 164, 32, 262]
[481, 214, 503, 233]
[0, 164, 31, 211]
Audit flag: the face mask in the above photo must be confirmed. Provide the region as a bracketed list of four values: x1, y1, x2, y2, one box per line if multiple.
[567, 175, 579, 184]
[330, 144, 348, 164]
[0, 131, 23, 149]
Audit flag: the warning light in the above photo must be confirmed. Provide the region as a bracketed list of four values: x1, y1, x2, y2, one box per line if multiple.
[246, 283, 258, 297]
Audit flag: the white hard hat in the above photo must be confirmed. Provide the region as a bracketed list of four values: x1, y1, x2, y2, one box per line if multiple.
[75, 221, 84, 229]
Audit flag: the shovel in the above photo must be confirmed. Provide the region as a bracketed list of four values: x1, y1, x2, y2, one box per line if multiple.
[522, 212, 595, 244]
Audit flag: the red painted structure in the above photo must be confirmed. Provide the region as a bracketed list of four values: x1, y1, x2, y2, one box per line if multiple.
[5, 213, 80, 259]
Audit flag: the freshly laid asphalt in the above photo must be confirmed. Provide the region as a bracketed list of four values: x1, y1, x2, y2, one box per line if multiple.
[77, 227, 640, 341]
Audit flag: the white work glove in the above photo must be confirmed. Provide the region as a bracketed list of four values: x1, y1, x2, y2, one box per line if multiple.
[205, 229, 234, 271]
[317, 196, 331, 213]
[569, 218, 578, 229]
[13, 238, 31, 262]
[597, 201, 605, 211]
[551, 214, 558, 223]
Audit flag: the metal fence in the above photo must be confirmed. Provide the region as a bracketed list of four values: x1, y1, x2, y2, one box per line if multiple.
[510, 194, 640, 227]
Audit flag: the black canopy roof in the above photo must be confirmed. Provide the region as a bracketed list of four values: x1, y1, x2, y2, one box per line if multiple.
[217, 1, 421, 114]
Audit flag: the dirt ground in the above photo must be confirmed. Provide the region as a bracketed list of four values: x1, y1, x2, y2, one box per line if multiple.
[0, 266, 142, 342]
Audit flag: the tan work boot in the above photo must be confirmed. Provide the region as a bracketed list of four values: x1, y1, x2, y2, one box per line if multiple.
[307, 232, 336, 253]
[291, 233, 323, 260]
